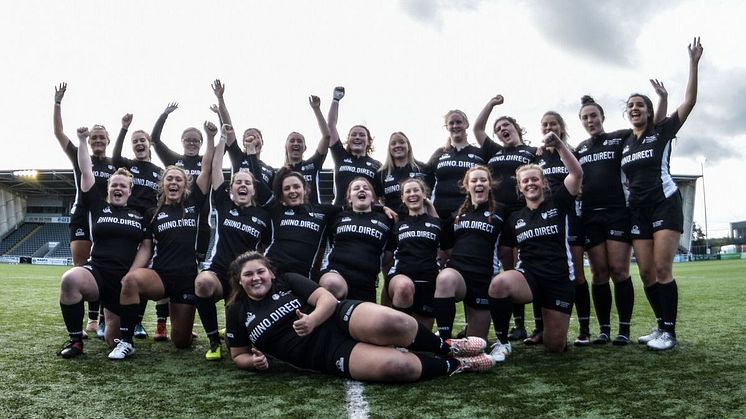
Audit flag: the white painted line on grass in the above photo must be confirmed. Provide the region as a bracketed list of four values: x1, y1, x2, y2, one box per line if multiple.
[345, 379, 369, 419]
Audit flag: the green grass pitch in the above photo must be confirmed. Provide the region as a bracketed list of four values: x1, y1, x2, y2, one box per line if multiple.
[1, 260, 745, 418]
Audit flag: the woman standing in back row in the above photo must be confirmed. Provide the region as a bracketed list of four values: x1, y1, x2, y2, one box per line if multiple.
[621, 37, 703, 350]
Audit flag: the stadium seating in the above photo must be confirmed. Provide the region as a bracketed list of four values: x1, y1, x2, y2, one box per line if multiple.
[3, 223, 69, 257]
[0, 223, 42, 254]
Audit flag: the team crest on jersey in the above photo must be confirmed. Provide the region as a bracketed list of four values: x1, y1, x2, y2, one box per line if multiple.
[245, 312, 256, 327]
[541, 209, 558, 220]
[103, 206, 112, 214]
[538, 159, 546, 166]
[631, 225, 640, 235]
[603, 138, 622, 146]
[484, 211, 491, 217]
[157, 212, 169, 220]
[185, 206, 196, 214]
[176, 160, 184, 167]
[336, 357, 345, 372]
[252, 216, 267, 227]
[424, 222, 440, 230]
[399, 223, 410, 230]
[128, 213, 143, 219]
[578, 145, 589, 154]
[197, 161, 202, 167]
[130, 166, 140, 174]
[440, 153, 451, 159]
[153, 171, 160, 179]
[230, 209, 239, 216]
[342, 217, 352, 222]
[75, 228, 85, 237]
[371, 219, 378, 224]
[107, 165, 114, 170]
[271, 293, 280, 301]
[385, 175, 395, 182]
[344, 158, 352, 163]
[642, 135, 657, 144]
[467, 153, 476, 159]
[309, 212, 325, 220]
[515, 219, 526, 229]
[519, 150, 534, 156]
[622, 145, 630, 154]
[284, 209, 295, 216]
[409, 172, 418, 178]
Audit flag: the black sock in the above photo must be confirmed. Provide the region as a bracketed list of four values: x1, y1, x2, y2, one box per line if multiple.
[407, 321, 448, 355]
[489, 296, 513, 344]
[137, 300, 148, 324]
[196, 296, 220, 341]
[658, 280, 678, 336]
[592, 283, 612, 335]
[119, 303, 139, 343]
[644, 283, 664, 329]
[156, 302, 169, 324]
[99, 308, 105, 325]
[60, 301, 85, 341]
[512, 303, 525, 328]
[415, 353, 459, 380]
[531, 303, 543, 332]
[614, 277, 634, 337]
[574, 282, 591, 332]
[87, 300, 100, 321]
[433, 297, 456, 340]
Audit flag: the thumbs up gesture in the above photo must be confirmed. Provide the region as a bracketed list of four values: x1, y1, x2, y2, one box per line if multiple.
[293, 309, 316, 336]
[251, 348, 268, 370]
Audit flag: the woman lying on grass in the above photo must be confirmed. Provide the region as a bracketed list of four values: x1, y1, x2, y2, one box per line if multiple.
[225, 252, 498, 381]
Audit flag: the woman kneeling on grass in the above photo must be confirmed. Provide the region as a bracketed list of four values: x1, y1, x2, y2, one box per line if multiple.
[487, 131, 582, 360]
[225, 252, 497, 381]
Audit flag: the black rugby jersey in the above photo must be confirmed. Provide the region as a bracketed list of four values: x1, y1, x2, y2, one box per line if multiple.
[389, 213, 441, 276]
[510, 185, 576, 281]
[225, 273, 338, 372]
[427, 144, 486, 216]
[83, 190, 149, 272]
[112, 128, 162, 214]
[323, 210, 394, 279]
[65, 142, 115, 224]
[621, 114, 683, 207]
[264, 204, 342, 277]
[483, 138, 537, 210]
[375, 161, 433, 213]
[227, 141, 275, 188]
[537, 148, 569, 194]
[147, 187, 207, 277]
[151, 113, 203, 178]
[574, 129, 631, 210]
[441, 202, 503, 277]
[206, 184, 272, 274]
[287, 150, 327, 205]
[330, 142, 381, 206]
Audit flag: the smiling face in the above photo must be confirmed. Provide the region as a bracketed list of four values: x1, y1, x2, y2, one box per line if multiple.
[579, 104, 605, 136]
[347, 126, 370, 156]
[347, 178, 375, 211]
[517, 167, 546, 204]
[243, 128, 264, 154]
[493, 118, 522, 147]
[626, 95, 652, 130]
[285, 132, 306, 163]
[88, 126, 110, 156]
[239, 259, 276, 301]
[388, 133, 409, 162]
[230, 171, 255, 207]
[107, 174, 132, 206]
[281, 174, 306, 207]
[163, 168, 187, 204]
[181, 128, 203, 157]
[401, 179, 425, 214]
[445, 111, 468, 143]
[466, 168, 490, 206]
[131, 131, 151, 161]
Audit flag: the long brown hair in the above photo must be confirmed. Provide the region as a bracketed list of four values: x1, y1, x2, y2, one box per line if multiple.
[454, 165, 498, 224]
[151, 165, 193, 223]
[226, 251, 277, 305]
[379, 132, 420, 177]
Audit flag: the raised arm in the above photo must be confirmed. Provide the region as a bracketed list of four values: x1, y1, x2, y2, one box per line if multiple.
[112, 113, 133, 167]
[474, 95, 504, 146]
[676, 37, 703, 124]
[211, 79, 232, 127]
[327, 86, 345, 148]
[196, 121, 216, 195]
[650, 79, 668, 124]
[310, 95, 331, 155]
[212, 124, 231, 189]
[545, 132, 582, 196]
[150, 102, 180, 166]
[53, 83, 71, 150]
[76, 127, 94, 192]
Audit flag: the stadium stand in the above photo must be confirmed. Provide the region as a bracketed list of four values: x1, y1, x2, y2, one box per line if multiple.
[5, 223, 69, 257]
[0, 223, 42, 254]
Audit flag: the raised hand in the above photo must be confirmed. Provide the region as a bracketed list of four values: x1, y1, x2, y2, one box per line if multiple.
[688, 36, 703, 64]
[309, 95, 321, 109]
[543, 131, 561, 148]
[333, 86, 345, 101]
[209, 104, 219, 115]
[204, 120, 218, 137]
[164, 102, 178, 114]
[649, 79, 668, 99]
[76, 126, 90, 142]
[212, 79, 225, 98]
[55, 82, 67, 103]
[489, 94, 504, 107]
[251, 348, 268, 370]
[221, 123, 235, 143]
[122, 113, 133, 129]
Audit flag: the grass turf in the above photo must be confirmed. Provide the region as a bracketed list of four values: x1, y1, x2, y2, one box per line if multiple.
[0, 260, 744, 418]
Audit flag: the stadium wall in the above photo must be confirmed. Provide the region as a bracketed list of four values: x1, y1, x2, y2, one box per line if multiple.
[0, 187, 27, 238]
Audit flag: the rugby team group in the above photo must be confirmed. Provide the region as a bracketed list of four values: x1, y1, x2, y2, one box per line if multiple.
[54, 38, 702, 382]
